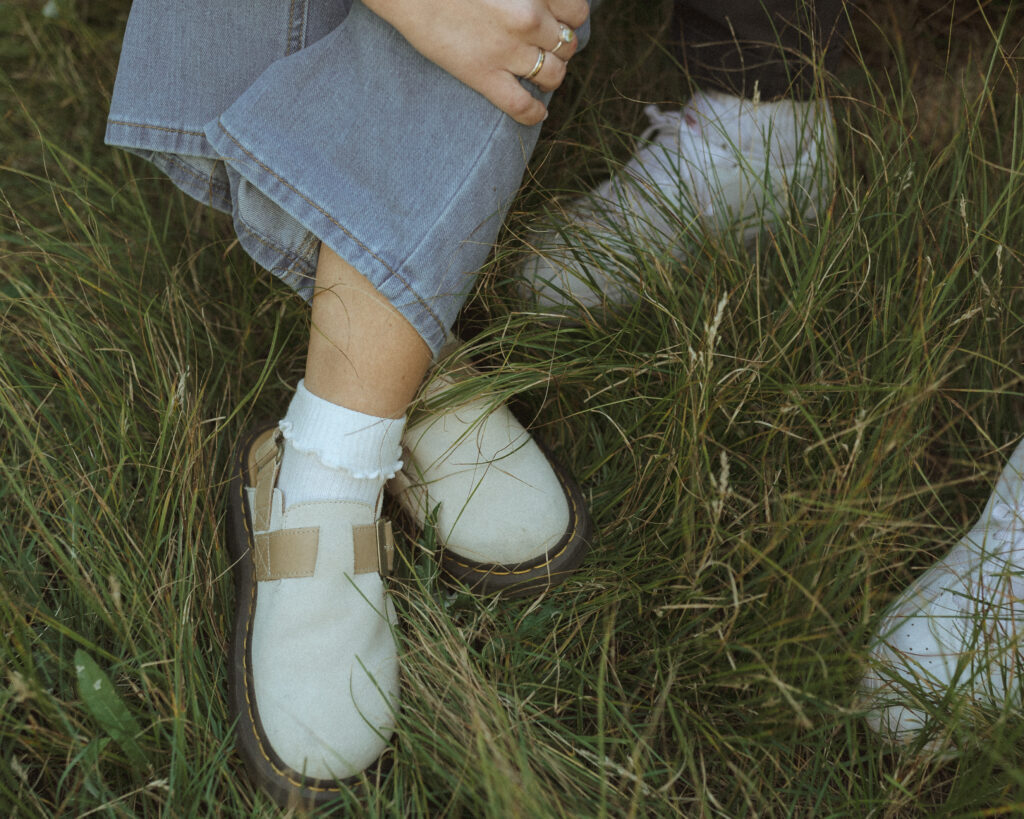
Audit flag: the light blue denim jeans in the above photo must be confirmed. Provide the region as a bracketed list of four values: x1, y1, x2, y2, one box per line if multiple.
[106, 0, 591, 356]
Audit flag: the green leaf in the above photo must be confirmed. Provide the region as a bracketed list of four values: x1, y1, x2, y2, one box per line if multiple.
[73, 649, 149, 772]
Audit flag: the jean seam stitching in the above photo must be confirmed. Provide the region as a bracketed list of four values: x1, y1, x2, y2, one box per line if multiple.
[161, 155, 230, 201]
[236, 219, 316, 278]
[285, 0, 305, 55]
[160, 153, 314, 277]
[108, 119, 207, 139]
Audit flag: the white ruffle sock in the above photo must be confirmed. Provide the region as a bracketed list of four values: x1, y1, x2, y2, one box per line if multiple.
[277, 379, 405, 509]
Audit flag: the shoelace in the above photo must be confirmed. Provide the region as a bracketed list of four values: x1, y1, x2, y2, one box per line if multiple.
[638, 105, 684, 144]
[613, 105, 696, 206]
[990, 502, 1018, 526]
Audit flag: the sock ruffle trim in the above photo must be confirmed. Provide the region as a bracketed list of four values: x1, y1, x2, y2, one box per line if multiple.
[278, 419, 404, 480]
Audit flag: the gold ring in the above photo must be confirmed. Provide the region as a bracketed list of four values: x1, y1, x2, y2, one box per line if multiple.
[551, 24, 575, 55]
[524, 48, 545, 80]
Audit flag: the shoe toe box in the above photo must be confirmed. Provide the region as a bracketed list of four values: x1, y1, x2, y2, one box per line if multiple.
[437, 463, 571, 565]
[397, 408, 572, 566]
[254, 649, 398, 781]
[860, 550, 1023, 742]
[249, 561, 399, 781]
[860, 682, 930, 743]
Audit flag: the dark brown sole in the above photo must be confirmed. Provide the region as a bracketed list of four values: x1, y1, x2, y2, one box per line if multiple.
[225, 422, 384, 809]
[437, 445, 593, 599]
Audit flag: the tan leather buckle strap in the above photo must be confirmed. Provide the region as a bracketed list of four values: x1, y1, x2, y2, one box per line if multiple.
[249, 428, 280, 474]
[255, 527, 319, 581]
[353, 519, 395, 576]
[254, 519, 394, 580]
[250, 429, 282, 535]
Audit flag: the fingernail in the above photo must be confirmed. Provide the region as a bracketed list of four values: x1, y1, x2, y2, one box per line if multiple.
[543, 110, 549, 121]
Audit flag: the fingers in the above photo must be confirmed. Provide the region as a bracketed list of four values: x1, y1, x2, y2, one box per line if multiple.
[546, 22, 579, 60]
[505, 0, 585, 60]
[491, 74, 549, 126]
[518, 46, 567, 93]
[492, 0, 592, 125]
[547, 0, 589, 29]
[535, 3, 586, 60]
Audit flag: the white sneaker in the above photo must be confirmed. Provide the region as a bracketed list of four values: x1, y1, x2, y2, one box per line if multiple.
[517, 91, 836, 312]
[861, 438, 1024, 743]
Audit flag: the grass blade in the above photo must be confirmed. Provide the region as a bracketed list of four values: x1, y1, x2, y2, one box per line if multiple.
[74, 649, 150, 774]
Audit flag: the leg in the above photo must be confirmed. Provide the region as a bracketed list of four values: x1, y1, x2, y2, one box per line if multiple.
[305, 244, 430, 419]
[227, 247, 421, 805]
[110, 1, 595, 806]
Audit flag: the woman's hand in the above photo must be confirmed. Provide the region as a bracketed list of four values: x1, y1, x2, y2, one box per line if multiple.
[364, 0, 589, 126]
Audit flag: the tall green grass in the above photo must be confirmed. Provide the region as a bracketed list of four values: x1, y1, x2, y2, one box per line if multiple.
[2, 0, 1023, 815]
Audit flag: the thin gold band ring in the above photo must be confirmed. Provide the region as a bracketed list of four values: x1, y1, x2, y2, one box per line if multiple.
[524, 48, 545, 80]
